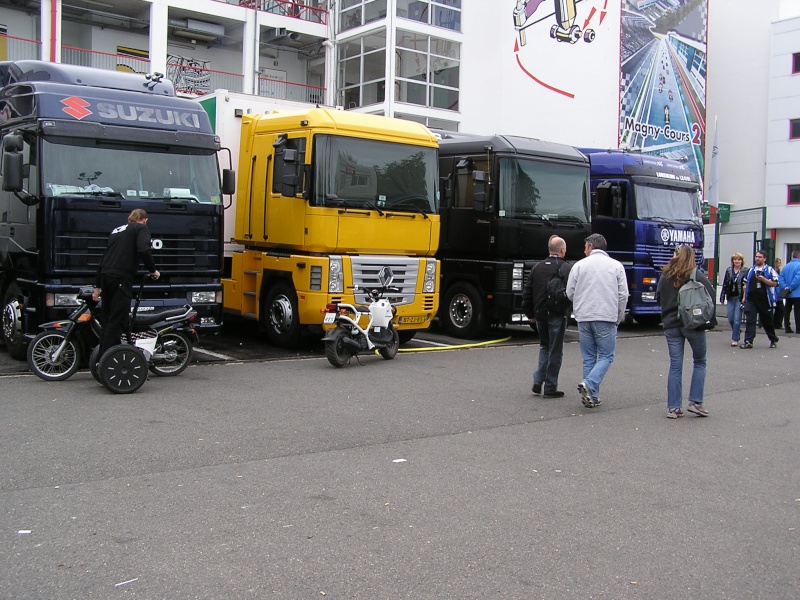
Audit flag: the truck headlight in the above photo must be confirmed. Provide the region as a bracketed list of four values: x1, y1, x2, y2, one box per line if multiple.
[423, 258, 437, 293]
[190, 291, 219, 303]
[512, 280, 523, 291]
[641, 292, 657, 302]
[329, 256, 344, 293]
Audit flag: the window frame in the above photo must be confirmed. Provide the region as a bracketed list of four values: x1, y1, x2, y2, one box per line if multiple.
[788, 184, 800, 205]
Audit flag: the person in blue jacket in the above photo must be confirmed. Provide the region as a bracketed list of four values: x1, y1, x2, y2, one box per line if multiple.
[778, 250, 800, 334]
[740, 250, 779, 349]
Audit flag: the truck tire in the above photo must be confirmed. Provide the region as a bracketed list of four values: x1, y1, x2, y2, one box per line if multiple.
[263, 281, 301, 348]
[2, 283, 28, 360]
[397, 330, 416, 345]
[440, 282, 485, 339]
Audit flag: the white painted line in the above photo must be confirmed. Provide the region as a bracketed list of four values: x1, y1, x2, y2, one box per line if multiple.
[193, 347, 237, 360]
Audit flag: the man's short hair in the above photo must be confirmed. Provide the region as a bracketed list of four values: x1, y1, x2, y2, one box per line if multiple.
[129, 209, 148, 223]
[755, 250, 767, 259]
[548, 236, 565, 254]
[793, 250, 800, 259]
[584, 233, 607, 251]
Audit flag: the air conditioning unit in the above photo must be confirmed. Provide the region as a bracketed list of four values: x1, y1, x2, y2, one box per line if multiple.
[169, 18, 225, 43]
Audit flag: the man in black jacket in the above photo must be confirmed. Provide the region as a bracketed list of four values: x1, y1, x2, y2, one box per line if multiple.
[93, 209, 160, 355]
[521, 236, 572, 398]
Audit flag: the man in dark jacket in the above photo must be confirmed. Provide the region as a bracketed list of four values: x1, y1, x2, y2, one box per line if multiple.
[521, 236, 571, 398]
[93, 209, 160, 355]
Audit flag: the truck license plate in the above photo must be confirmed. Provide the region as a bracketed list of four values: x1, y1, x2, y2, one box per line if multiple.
[400, 315, 426, 324]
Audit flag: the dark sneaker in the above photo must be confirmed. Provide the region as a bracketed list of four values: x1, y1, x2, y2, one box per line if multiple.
[543, 390, 565, 398]
[785, 328, 794, 334]
[532, 382, 542, 395]
[687, 402, 709, 417]
[578, 382, 596, 408]
[770, 340, 778, 349]
[740, 341, 753, 349]
[667, 408, 684, 419]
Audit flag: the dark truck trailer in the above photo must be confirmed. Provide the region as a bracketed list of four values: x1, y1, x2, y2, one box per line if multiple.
[578, 148, 704, 326]
[0, 60, 229, 359]
[437, 132, 591, 338]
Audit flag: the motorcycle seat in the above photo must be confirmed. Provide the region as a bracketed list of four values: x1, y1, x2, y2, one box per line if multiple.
[133, 306, 192, 327]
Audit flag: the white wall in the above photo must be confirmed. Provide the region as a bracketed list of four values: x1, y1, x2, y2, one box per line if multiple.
[458, 0, 621, 146]
[0, 8, 39, 46]
[765, 14, 800, 259]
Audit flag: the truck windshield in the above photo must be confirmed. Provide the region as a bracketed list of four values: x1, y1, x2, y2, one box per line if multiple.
[313, 135, 437, 213]
[498, 158, 589, 222]
[635, 184, 701, 223]
[40, 137, 222, 203]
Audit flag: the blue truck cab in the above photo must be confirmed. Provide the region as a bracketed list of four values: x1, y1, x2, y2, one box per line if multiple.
[578, 149, 703, 325]
[0, 61, 231, 359]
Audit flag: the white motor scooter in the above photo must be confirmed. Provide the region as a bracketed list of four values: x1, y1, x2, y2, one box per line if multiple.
[321, 266, 401, 367]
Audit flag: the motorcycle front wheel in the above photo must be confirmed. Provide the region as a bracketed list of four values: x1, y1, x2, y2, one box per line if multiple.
[325, 326, 353, 368]
[27, 331, 81, 381]
[378, 326, 399, 361]
[148, 331, 193, 377]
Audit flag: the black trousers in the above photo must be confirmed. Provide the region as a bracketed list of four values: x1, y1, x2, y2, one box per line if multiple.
[98, 275, 133, 356]
[744, 295, 778, 345]
[785, 297, 800, 331]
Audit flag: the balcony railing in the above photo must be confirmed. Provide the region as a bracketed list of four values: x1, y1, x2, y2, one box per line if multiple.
[167, 58, 244, 95]
[0, 34, 41, 61]
[241, 0, 327, 25]
[259, 76, 324, 103]
[62, 45, 150, 74]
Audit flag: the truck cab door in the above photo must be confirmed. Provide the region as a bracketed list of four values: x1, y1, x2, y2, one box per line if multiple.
[592, 179, 633, 260]
[441, 158, 492, 258]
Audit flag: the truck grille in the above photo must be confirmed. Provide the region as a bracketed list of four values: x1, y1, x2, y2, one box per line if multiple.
[640, 244, 704, 271]
[350, 256, 419, 305]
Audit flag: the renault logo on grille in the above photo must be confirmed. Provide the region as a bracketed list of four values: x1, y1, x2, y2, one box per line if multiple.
[61, 96, 92, 120]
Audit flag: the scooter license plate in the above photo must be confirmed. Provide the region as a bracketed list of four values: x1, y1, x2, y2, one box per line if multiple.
[323, 312, 336, 324]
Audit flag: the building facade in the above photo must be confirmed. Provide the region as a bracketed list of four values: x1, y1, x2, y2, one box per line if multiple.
[1, 0, 798, 264]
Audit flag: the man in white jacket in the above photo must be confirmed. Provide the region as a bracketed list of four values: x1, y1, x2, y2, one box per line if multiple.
[565, 234, 629, 408]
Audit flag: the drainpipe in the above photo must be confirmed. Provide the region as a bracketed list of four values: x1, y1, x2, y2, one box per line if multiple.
[50, 0, 59, 62]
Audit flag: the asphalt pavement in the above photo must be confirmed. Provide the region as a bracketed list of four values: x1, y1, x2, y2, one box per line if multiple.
[1, 325, 798, 599]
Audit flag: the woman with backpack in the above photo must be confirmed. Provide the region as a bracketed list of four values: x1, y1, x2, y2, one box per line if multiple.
[719, 252, 749, 346]
[656, 245, 716, 419]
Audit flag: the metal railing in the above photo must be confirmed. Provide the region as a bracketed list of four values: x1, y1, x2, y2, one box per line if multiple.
[62, 45, 150, 74]
[0, 34, 41, 61]
[243, 0, 327, 25]
[258, 76, 324, 103]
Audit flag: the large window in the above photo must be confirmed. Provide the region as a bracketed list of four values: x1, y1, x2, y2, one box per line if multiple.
[396, 112, 459, 132]
[338, 30, 387, 109]
[41, 137, 221, 203]
[497, 159, 589, 222]
[397, 0, 461, 31]
[339, 0, 388, 33]
[396, 29, 459, 111]
[634, 183, 702, 223]
[312, 135, 438, 213]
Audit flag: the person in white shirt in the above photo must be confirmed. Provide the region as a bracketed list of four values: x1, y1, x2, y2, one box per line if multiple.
[565, 234, 629, 409]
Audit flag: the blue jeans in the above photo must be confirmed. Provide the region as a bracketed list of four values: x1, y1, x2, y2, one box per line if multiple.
[726, 299, 743, 342]
[577, 321, 617, 402]
[664, 327, 707, 410]
[533, 313, 567, 394]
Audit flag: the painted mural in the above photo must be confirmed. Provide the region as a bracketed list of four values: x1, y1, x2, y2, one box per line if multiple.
[619, 0, 708, 185]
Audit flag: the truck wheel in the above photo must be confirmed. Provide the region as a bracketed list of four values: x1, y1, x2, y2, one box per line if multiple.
[441, 282, 485, 339]
[2, 283, 28, 360]
[263, 281, 301, 348]
[397, 330, 416, 345]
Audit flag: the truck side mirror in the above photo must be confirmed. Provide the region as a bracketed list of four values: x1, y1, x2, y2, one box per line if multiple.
[472, 170, 487, 211]
[2, 134, 24, 192]
[221, 169, 235, 195]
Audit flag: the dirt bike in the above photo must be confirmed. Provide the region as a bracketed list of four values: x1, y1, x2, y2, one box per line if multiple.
[27, 277, 198, 393]
[321, 266, 401, 368]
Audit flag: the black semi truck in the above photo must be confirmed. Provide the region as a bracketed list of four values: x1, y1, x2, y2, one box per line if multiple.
[1, 61, 232, 359]
[437, 132, 591, 338]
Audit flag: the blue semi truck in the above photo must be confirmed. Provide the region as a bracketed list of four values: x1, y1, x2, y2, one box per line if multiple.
[0, 61, 233, 359]
[579, 149, 704, 325]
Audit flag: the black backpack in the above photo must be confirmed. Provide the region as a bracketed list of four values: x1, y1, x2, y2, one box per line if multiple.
[542, 267, 570, 315]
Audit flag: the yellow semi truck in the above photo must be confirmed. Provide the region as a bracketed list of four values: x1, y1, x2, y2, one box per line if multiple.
[205, 98, 439, 348]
